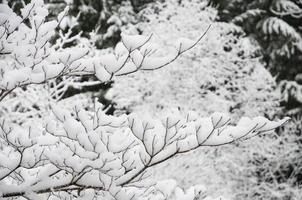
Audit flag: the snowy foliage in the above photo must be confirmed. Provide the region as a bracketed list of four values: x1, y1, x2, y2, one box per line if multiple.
[0, 0, 290, 199]
[0, 1, 86, 92]
[221, 118, 302, 200]
[0, 0, 209, 98]
[213, 0, 302, 114]
[0, 104, 289, 199]
[230, 0, 302, 60]
[109, 1, 299, 199]
[279, 80, 302, 115]
[110, 0, 280, 119]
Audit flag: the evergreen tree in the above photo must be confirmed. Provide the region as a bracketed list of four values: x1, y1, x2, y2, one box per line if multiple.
[212, 0, 302, 115]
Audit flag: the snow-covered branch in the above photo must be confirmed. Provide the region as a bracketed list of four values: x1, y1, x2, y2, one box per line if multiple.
[0, 1, 291, 199]
[0, 1, 210, 102]
[0, 104, 289, 199]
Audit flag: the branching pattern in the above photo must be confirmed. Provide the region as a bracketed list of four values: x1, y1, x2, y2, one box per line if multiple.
[0, 104, 289, 199]
[0, 1, 210, 102]
[0, 1, 290, 199]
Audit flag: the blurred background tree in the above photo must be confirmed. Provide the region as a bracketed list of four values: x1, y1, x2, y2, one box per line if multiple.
[45, 0, 155, 49]
[209, 1, 302, 198]
[211, 0, 302, 116]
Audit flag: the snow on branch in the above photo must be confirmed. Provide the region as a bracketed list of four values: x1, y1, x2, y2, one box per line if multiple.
[0, 104, 289, 199]
[270, 0, 302, 18]
[0, 0, 210, 101]
[0, 1, 290, 199]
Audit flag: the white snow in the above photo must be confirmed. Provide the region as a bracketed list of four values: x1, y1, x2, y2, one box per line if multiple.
[121, 33, 151, 51]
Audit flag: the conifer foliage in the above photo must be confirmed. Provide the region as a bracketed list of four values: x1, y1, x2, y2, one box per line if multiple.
[212, 0, 302, 115]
